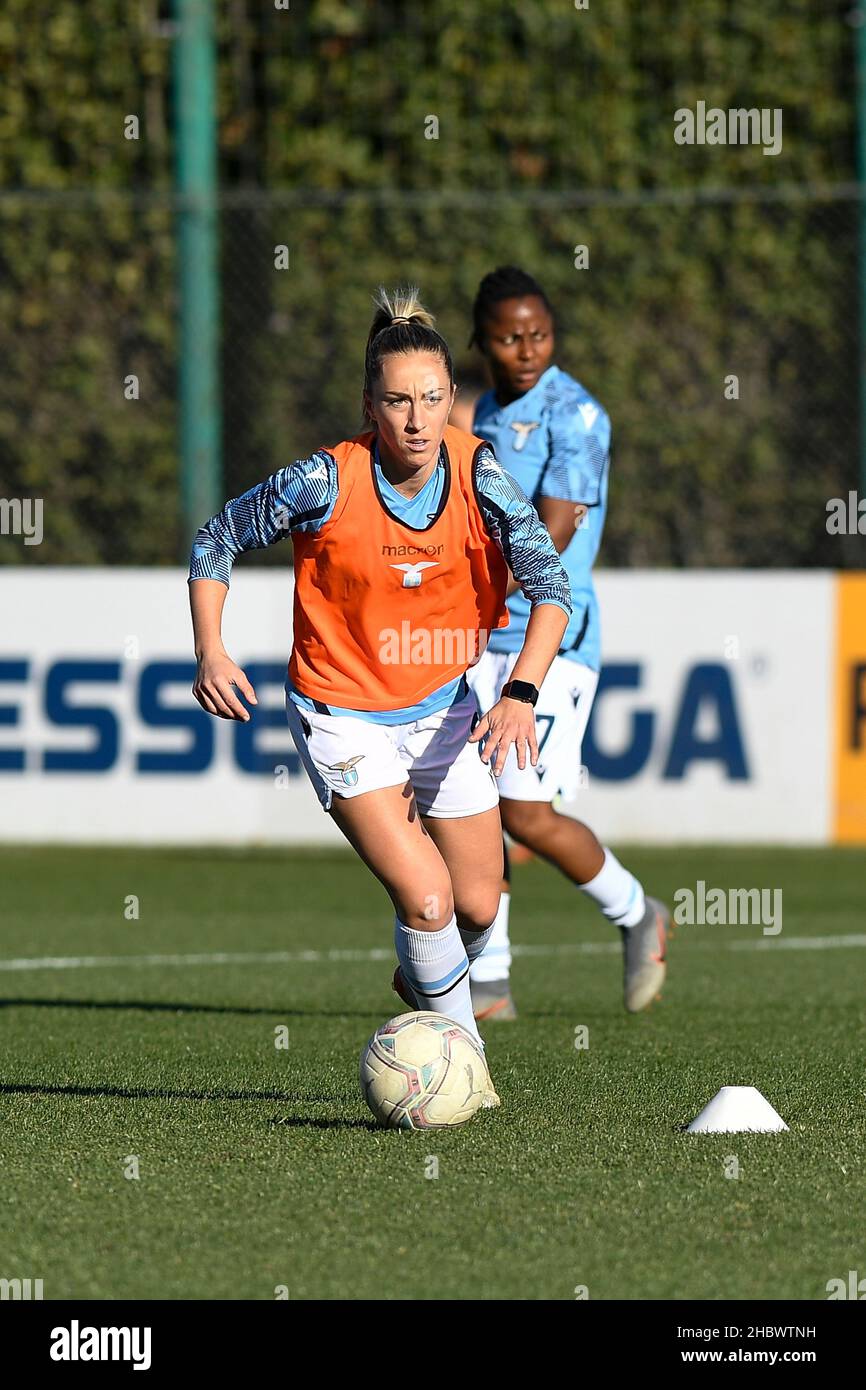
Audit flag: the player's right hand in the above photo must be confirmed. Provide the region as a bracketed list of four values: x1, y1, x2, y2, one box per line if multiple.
[192, 652, 258, 721]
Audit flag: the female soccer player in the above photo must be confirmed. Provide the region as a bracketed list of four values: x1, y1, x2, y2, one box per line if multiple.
[187, 287, 571, 1075]
[464, 266, 670, 1021]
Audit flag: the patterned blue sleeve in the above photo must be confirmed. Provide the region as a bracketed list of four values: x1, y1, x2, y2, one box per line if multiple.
[540, 399, 610, 506]
[188, 450, 338, 586]
[473, 447, 572, 616]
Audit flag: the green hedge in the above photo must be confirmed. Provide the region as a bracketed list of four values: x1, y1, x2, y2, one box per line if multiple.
[0, 0, 860, 566]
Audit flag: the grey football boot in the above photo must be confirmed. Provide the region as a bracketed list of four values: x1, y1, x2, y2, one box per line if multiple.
[621, 896, 669, 1012]
[470, 978, 518, 1022]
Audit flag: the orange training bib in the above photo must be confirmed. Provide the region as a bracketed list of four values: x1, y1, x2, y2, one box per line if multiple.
[289, 425, 509, 710]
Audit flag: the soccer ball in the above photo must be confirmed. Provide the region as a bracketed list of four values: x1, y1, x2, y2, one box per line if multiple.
[360, 1011, 491, 1130]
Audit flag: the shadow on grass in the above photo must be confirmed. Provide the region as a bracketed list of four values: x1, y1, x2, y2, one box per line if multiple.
[0, 1081, 378, 1128]
[0, 1080, 379, 1129]
[0, 997, 377, 1019]
[0, 1084, 378, 1128]
[268, 1116, 380, 1131]
[0, 1081, 311, 1102]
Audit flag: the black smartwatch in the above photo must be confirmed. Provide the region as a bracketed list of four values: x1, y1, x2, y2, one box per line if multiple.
[501, 679, 539, 707]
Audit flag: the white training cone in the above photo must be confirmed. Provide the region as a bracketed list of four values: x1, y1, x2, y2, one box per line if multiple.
[687, 1086, 788, 1134]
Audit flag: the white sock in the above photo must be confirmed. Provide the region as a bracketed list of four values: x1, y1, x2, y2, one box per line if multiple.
[579, 848, 645, 928]
[469, 892, 512, 983]
[459, 922, 494, 965]
[394, 914, 481, 1041]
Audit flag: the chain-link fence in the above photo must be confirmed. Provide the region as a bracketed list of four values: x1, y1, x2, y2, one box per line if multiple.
[1, 182, 864, 568]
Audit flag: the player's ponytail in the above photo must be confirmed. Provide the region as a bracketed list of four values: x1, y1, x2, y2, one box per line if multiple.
[363, 285, 454, 420]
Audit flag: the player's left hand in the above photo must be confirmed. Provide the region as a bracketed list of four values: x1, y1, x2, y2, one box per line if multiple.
[469, 697, 538, 777]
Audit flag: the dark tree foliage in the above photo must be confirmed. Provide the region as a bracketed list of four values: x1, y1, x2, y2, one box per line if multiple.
[0, 1, 860, 566]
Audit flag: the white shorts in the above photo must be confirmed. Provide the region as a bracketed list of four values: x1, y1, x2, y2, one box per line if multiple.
[285, 686, 500, 818]
[466, 650, 598, 803]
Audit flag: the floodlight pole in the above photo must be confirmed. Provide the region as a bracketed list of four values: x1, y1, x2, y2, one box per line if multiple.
[173, 0, 221, 554]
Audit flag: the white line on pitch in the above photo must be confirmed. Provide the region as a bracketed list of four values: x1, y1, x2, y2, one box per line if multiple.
[0, 934, 865, 973]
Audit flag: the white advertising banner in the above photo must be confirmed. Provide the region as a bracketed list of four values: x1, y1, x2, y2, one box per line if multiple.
[581, 571, 834, 844]
[0, 569, 834, 845]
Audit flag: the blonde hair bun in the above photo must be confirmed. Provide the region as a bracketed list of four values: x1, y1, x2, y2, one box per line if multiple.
[369, 285, 435, 337]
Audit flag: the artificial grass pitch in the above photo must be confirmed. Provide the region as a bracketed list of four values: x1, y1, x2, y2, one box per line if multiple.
[0, 844, 864, 1301]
